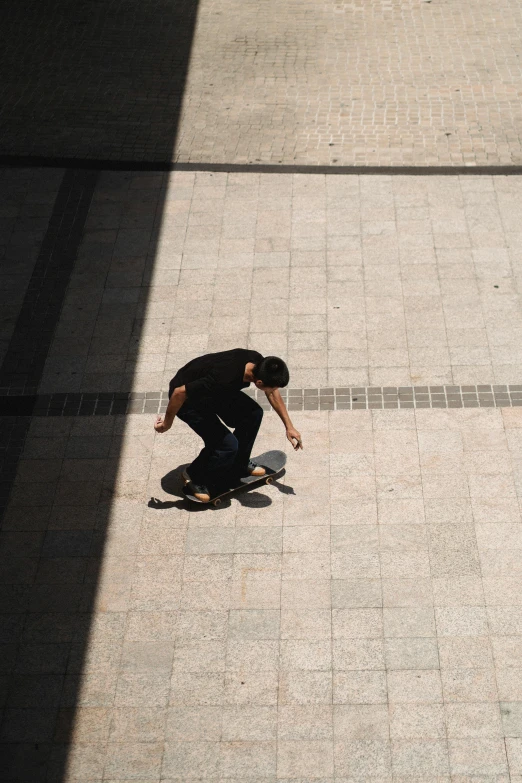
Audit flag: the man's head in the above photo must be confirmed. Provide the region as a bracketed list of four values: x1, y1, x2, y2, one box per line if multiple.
[252, 356, 289, 392]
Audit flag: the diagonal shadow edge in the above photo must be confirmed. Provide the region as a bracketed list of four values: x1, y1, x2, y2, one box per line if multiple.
[0, 2, 201, 781]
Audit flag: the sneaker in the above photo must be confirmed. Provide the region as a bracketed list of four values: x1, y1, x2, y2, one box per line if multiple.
[186, 480, 211, 503]
[247, 460, 266, 477]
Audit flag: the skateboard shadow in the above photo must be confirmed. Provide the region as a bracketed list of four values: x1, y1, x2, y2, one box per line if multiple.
[148, 464, 295, 511]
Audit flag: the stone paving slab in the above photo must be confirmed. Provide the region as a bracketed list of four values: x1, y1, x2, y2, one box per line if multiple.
[2, 0, 522, 165]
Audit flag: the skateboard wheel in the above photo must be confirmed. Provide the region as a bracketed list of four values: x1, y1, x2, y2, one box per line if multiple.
[213, 498, 222, 507]
[266, 477, 273, 485]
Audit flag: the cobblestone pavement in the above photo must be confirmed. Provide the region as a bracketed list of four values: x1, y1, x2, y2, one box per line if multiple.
[2, 168, 522, 779]
[2, 0, 522, 165]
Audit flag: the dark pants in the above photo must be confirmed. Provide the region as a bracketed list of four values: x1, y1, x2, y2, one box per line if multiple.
[176, 392, 263, 489]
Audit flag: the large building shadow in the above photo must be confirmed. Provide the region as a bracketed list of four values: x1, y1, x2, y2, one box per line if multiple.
[0, 1, 200, 780]
[0, 0, 199, 163]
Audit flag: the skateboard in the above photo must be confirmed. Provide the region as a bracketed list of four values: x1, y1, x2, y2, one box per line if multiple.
[183, 450, 287, 507]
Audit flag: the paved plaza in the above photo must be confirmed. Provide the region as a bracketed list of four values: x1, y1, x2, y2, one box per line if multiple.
[2, 168, 522, 780]
[2, 0, 522, 781]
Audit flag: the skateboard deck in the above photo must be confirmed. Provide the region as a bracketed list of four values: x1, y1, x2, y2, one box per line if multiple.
[183, 450, 287, 507]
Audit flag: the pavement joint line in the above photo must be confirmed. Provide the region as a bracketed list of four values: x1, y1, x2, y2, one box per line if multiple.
[3, 157, 522, 175]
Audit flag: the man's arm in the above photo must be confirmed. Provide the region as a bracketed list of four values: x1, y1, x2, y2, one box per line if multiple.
[154, 385, 187, 433]
[266, 389, 303, 450]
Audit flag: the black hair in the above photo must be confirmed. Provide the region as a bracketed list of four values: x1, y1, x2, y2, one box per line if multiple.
[253, 356, 290, 388]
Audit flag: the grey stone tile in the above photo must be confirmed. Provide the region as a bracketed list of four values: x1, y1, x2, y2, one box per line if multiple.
[165, 705, 222, 741]
[432, 576, 484, 607]
[391, 739, 450, 775]
[488, 606, 522, 635]
[185, 527, 236, 554]
[119, 641, 174, 673]
[389, 704, 445, 739]
[333, 704, 388, 740]
[114, 671, 170, 707]
[496, 667, 522, 701]
[438, 636, 493, 669]
[280, 640, 331, 671]
[441, 668, 498, 702]
[221, 705, 277, 741]
[220, 740, 277, 776]
[492, 637, 522, 667]
[280, 609, 331, 640]
[383, 608, 435, 637]
[446, 702, 503, 738]
[229, 577, 280, 610]
[332, 608, 383, 638]
[387, 670, 443, 703]
[435, 606, 488, 636]
[333, 671, 387, 705]
[228, 610, 280, 640]
[162, 741, 220, 778]
[109, 707, 166, 742]
[225, 671, 278, 706]
[385, 638, 439, 670]
[280, 671, 333, 705]
[176, 610, 227, 641]
[278, 705, 333, 741]
[227, 639, 279, 671]
[448, 738, 508, 774]
[104, 742, 164, 779]
[334, 739, 391, 776]
[174, 639, 227, 674]
[124, 611, 178, 641]
[332, 579, 382, 609]
[382, 578, 433, 608]
[170, 672, 224, 707]
[277, 739, 334, 778]
[333, 638, 385, 671]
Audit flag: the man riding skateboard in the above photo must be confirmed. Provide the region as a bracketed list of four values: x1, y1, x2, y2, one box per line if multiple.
[154, 348, 303, 502]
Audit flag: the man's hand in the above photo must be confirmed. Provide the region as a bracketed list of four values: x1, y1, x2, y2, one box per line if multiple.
[154, 416, 172, 434]
[154, 386, 186, 434]
[286, 426, 303, 450]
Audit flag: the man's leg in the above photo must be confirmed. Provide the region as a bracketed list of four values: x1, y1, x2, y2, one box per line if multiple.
[177, 402, 238, 490]
[215, 393, 264, 477]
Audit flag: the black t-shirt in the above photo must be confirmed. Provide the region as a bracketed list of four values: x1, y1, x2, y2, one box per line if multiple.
[170, 348, 263, 401]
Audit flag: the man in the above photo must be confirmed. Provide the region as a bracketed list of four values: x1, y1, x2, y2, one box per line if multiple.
[154, 348, 303, 502]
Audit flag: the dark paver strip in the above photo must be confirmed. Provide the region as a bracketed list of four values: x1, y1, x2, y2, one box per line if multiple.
[2, 384, 522, 419]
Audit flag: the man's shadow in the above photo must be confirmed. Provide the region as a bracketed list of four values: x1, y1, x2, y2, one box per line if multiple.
[148, 463, 295, 510]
